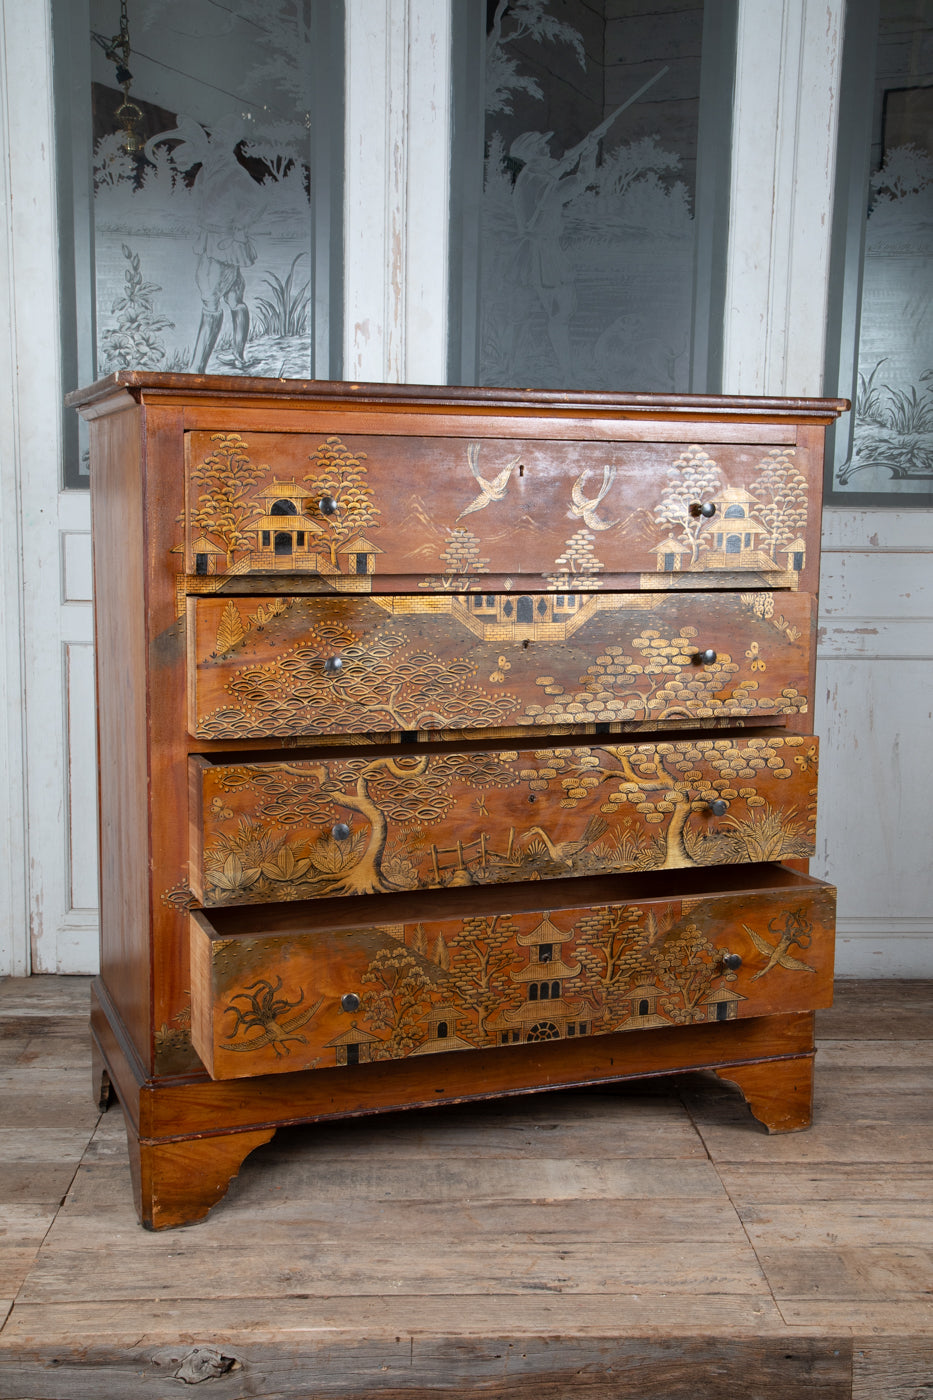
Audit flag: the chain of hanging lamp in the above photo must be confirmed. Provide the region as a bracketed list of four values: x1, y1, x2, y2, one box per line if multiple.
[105, 0, 143, 153]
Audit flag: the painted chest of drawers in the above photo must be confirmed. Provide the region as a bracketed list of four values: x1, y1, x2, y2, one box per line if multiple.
[71, 374, 847, 1229]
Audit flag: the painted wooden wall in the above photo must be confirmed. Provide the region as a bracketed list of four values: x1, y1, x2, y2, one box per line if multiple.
[0, 0, 929, 976]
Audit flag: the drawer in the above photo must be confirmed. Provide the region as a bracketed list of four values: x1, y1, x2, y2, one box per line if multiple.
[189, 734, 819, 908]
[184, 430, 813, 588]
[186, 590, 814, 741]
[189, 865, 836, 1079]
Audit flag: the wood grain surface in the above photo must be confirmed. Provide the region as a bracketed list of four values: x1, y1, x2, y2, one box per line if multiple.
[186, 590, 815, 740]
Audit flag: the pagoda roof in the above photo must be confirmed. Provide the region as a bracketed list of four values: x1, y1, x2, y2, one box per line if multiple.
[618, 1009, 670, 1029]
[338, 535, 385, 555]
[189, 535, 226, 554]
[251, 480, 313, 500]
[511, 958, 581, 982]
[246, 513, 323, 533]
[409, 1031, 475, 1055]
[701, 985, 745, 1004]
[516, 913, 574, 946]
[652, 536, 691, 554]
[491, 996, 583, 1027]
[325, 1023, 381, 1047]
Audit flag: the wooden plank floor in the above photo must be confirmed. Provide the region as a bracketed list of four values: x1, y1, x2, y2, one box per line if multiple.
[0, 977, 931, 1398]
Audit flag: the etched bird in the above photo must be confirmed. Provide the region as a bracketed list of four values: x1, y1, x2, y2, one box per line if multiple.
[743, 909, 815, 982]
[570, 465, 617, 530]
[455, 442, 520, 522]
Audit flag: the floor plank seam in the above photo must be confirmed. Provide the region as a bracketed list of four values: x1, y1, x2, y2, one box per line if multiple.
[675, 1079, 795, 1330]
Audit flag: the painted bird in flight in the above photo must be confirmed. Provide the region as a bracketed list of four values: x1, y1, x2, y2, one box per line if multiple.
[456, 442, 520, 522]
[570, 465, 617, 530]
[744, 909, 815, 981]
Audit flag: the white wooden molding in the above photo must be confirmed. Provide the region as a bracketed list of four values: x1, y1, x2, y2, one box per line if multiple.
[343, 0, 451, 384]
[0, 0, 99, 974]
[0, 0, 31, 976]
[723, 0, 845, 394]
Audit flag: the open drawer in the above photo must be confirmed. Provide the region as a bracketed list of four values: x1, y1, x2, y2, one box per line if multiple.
[190, 865, 836, 1079]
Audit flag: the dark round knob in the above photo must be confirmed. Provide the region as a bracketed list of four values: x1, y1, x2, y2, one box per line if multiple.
[341, 993, 360, 1013]
[696, 649, 717, 665]
[319, 495, 338, 516]
[324, 655, 343, 675]
[332, 822, 351, 840]
[722, 953, 742, 971]
[690, 500, 717, 518]
[707, 798, 729, 816]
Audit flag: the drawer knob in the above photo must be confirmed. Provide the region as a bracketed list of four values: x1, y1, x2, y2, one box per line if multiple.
[722, 952, 743, 971]
[695, 648, 717, 665]
[332, 822, 351, 840]
[690, 500, 717, 518]
[341, 993, 361, 1013]
[319, 495, 338, 516]
[707, 798, 729, 816]
[324, 656, 343, 675]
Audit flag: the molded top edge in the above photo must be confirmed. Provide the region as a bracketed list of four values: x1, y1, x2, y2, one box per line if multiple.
[66, 370, 850, 421]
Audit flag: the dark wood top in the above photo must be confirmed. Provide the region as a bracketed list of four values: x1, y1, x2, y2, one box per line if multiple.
[66, 371, 850, 424]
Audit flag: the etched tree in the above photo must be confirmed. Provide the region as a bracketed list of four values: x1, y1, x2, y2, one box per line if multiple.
[191, 433, 268, 566]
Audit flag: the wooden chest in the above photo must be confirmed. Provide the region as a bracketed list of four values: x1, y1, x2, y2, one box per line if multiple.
[71, 375, 847, 1229]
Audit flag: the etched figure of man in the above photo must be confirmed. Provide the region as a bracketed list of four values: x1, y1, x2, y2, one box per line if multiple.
[146, 115, 261, 372]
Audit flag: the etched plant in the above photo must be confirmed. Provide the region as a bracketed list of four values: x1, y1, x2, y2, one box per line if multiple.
[99, 243, 174, 371]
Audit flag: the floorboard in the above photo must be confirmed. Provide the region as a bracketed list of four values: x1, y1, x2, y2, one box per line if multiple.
[0, 975, 930, 1398]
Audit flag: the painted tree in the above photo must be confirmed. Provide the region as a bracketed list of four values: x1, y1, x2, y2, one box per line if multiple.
[304, 436, 379, 568]
[446, 913, 517, 1027]
[546, 528, 605, 590]
[360, 946, 439, 1059]
[537, 737, 814, 871]
[215, 750, 523, 899]
[752, 448, 809, 560]
[652, 446, 725, 565]
[191, 433, 268, 567]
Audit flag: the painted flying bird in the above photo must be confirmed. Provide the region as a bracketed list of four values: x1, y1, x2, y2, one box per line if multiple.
[455, 442, 520, 522]
[570, 465, 617, 530]
[744, 909, 816, 982]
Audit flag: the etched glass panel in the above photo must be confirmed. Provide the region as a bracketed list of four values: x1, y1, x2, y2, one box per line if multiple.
[833, 0, 933, 497]
[461, 0, 726, 392]
[88, 0, 336, 380]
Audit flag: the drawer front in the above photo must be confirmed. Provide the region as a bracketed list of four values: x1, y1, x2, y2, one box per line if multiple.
[189, 735, 819, 908]
[184, 430, 812, 587]
[187, 590, 814, 741]
[189, 868, 836, 1079]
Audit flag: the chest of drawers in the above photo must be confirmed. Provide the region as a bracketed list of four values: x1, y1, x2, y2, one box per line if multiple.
[71, 374, 847, 1229]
